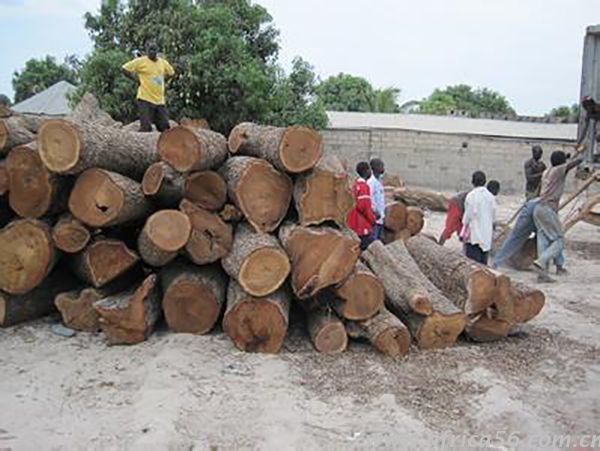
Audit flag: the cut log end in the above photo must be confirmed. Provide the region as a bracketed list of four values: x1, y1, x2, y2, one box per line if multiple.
[279, 126, 322, 173]
[239, 248, 291, 298]
[384, 202, 408, 232]
[68, 169, 124, 227]
[55, 288, 102, 332]
[334, 267, 384, 320]
[77, 239, 139, 288]
[312, 320, 347, 354]
[185, 171, 227, 211]
[163, 279, 220, 334]
[141, 162, 166, 196]
[157, 126, 200, 172]
[227, 127, 246, 154]
[416, 313, 466, 350]
[465, 316, 513, 342]
[512, 282, 545, 323]
[373, 326, 410, 358]
[52, 217, 90, 253]
[406, 207, 425, 236]
[145, 210, 191, 252]
[466, 270, 498, 315]
[38, 119, 81, 173]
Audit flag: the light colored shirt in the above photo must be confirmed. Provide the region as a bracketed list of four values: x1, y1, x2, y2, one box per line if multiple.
[539, 163, 568, 211]
[463, 186, 496, 252]
[122, 56, 175, 105]
[367, 175, 385, 225]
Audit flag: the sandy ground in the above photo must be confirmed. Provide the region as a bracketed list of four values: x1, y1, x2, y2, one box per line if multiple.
[1, 196, 599, 450]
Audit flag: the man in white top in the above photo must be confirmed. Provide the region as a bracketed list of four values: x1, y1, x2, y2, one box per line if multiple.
[368, 158, 386, 240]
[462, 171, 496, 265]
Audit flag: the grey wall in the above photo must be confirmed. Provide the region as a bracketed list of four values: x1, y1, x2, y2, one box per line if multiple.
[323, 128, 574, 194]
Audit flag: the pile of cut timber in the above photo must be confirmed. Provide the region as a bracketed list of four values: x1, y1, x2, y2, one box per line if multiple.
[0, 98, 545, 358]
[394, 187, 449, 212]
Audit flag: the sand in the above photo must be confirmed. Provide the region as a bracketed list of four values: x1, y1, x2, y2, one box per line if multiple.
[0, 195, 599, 450]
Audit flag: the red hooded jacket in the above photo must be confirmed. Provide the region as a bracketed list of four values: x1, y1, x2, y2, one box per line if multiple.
[347, 178, 377, 236]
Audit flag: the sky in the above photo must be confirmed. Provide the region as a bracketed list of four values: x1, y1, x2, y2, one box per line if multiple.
[1, 0, 599, 115]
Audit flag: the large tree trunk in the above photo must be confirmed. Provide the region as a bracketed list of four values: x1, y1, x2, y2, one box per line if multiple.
[279, 223, 360, 299]
[37, 119, 159, 179]
[511, 281, 545, 323]
[220, 156, 292, 233]
[71, 238, 139, 288]
[6, 142, 70, 218]
[137, 210, 192, 267]
[222, 223, 290, 297]
[394, 187, 449, 212]
[0, 219, 56, 294]
[1, 269, 79, 327]
[94, 275, 161, 345]
[141, 162, 185, 207]
[345, 308, 410, 357]
[362, 241, 465, 349]
[222, 280, 291, 353]
[332, 261, 384, 320]
[306, 306, 348, 354]
[293, 155, 353, 228]
[51, 214, 91, 253]
[384, 202, 408, 232]
[228, 122, 322, 173]
[160, 262, 227, 334]
[180, 118, 210, 130]
[405, 235, 497, 315]
[69, 168, 152, 227]
[0, 117, 35, 156]
[158, 125, 228, 172]
[179, 199, 233, 265]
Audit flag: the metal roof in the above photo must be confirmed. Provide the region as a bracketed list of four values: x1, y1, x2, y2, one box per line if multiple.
[326, 111, 577, 141]
[12, 81, 76, 116]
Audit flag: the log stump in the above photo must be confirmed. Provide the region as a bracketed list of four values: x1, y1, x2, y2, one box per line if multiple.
[158, 126, 228, 172]
[160, 262, 227, 334]
[345, 308, 410, 357]
[279, 223, 360, 299]
[228, 122, 322, 173]
[306, 307, 348, 354]
[222, 223, 290, 297]
[138, 210, 192, 267]
[332, 261, 384, 320]
[220, 156, 292, 233]
[223, 280, 290, 353]
[293, 155, 353, 228]
[52, 214, 91, 253]
[69, 168, 152, 227]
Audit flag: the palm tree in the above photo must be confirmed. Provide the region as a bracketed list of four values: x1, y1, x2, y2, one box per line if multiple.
[372, 87, 401, 113]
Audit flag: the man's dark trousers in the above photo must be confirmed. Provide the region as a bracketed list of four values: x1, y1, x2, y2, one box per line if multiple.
[138, 99, 170, 132]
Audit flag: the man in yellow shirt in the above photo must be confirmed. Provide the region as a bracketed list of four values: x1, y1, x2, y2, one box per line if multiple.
[122, 42, 175, 132]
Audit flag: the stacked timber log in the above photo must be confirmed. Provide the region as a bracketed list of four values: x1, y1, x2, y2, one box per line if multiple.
[0, 97, 546, 358]
[393, 187, 449, 212]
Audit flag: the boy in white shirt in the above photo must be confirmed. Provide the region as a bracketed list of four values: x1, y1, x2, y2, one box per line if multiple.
[462, 171, 497, 265]
[367, 158, 385, 240]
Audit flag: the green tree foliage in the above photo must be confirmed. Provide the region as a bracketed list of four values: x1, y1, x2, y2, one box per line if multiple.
[373, 87, 401, 113]
[12, 55, 79, 103]
[316, 74, 400, 113]
[0, 94, 11, 107]
[76, 0, 326, 132]
[547, 103, 580, 123]
[418, 84, 515, 117]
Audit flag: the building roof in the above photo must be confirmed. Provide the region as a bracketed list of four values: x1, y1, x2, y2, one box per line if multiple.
[12, 81, 76, 116]
[326, 111, 578, 141]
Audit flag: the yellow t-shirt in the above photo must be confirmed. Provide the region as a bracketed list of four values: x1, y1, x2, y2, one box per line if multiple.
[122, 56, 175, 105]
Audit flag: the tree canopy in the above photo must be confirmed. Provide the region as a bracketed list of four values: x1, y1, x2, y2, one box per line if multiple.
[546, 104, 580, 123]
[76, 0, 327, 132]
[12, 55, 79, 103]
[417, 84, 515, 117]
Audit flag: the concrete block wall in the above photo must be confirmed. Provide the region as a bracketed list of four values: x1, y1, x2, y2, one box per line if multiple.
[323, 128, 574, 194]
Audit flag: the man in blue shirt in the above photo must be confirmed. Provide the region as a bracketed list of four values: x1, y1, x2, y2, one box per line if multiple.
[368, 158, 386, 241]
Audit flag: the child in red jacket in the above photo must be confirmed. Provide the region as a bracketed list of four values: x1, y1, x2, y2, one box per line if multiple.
[347, 161, 378, 250]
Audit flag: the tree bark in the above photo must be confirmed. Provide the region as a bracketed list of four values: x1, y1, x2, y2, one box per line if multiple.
[384, 202, 408, 232]
[511, 281, 545, 323]
[0, 219, 56, 294]
[69, 168, 152, 227]
[228, 122, 322, 173]
[278, 223, 360, 299]
[293, 155, 353, 228]
[37, 119, 159, 179]
[70, 93, 121, 128]
[179, 199, 233, 264]
[141, 162, 185, 207]
[94, 275, 161, 345]
[223, 280, 291, 353]
[332, 261, 384, 320]
[406, 206, 425, 236]
[393, 187, 449, 212]
[222, 222, 290, 297]
[71, 238, 139, 288]
[0, 117, 35, 156]
[220, 156, 292, 233]
[160, 262, 227, 334]
[158, 125, 227, 172]
[345, 308, 410, 357]
[1, 269, 79, 327]
[405, 235, 497, 315]
[362, 240, 465, 349]
[52, 214, 91, 253]
[6, 142, 71, 218]
[137, 210, 192, 267]
[306, 306, 348, 354]
[180, 118, 210, 130]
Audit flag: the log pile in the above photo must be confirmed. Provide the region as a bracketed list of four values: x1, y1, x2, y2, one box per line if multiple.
[0, 99, 545, 357]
